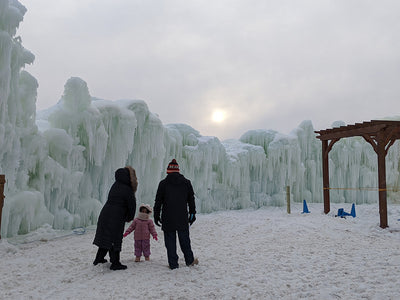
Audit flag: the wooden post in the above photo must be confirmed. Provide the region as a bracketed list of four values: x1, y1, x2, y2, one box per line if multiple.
[0, 175, 5, 240]
[377, 136, 388, 228]
[286, 186, 290, 214]
[322, 140, 330, 214]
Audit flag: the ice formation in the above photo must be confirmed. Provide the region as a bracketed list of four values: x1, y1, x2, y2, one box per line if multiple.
[1, 0, 400, 237]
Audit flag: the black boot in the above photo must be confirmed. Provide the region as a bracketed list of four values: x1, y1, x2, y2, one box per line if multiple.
[110, 263, 127, 270]
[109, 250, 127, 270]
[93, 248, 108, 265]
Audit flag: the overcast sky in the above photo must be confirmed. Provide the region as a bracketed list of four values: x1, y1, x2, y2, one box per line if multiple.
[18, 0, 400, 140]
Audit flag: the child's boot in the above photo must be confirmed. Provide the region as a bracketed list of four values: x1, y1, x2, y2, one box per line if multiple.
[189, 258, 199, 266]
[135, 256, 141, 262]
[145, 256, 150, 261]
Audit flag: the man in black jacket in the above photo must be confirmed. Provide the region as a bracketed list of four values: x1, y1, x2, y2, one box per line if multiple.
[153, 159, 198, 269]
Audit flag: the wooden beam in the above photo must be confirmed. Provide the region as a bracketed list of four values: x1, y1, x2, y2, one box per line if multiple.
[376, 134, 388, 228]
[327, 138, 340, 153]
[0, 175, 5, 240]
[370, 120, 400, 125]
[383, 127, 399, 145]
[315, 124, 387, 140]
[385, 139, 396, 156]
[361, 134, 377, 153]
[322, 140, 330, 214]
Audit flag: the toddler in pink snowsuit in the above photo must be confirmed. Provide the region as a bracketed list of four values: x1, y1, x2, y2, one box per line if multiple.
[123, 204, 158, 262]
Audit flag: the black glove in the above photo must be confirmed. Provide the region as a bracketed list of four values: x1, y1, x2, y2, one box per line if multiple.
[154, 215, 162, 227]
[188, 213, 196, 225]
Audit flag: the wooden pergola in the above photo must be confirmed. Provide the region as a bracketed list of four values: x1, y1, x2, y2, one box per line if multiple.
[315, 120, 400, 228]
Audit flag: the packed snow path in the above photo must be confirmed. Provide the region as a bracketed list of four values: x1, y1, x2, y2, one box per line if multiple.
[1, 203, 400, 299]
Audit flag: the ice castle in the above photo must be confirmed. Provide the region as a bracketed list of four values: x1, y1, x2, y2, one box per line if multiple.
[1, 0, 400, 237]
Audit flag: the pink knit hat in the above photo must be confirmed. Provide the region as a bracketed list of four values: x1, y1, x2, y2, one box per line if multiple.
[139, 203, 152, 213]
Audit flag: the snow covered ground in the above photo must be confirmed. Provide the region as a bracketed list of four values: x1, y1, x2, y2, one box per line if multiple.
[1, 203, 400, 300]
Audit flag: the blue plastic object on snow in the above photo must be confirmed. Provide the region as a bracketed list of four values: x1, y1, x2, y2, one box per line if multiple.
[337, 203, 356, 218]
[351, 203, 356, 217]
[302, 199, 310, 214]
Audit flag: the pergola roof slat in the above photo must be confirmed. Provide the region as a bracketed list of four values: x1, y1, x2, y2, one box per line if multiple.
[315, 120, 400, 141]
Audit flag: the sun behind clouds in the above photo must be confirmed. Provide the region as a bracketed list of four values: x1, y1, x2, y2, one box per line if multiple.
[212, 110, 226, 123]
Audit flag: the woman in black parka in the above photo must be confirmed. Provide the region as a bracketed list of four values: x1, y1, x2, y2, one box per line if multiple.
[93, 166, 137, 270]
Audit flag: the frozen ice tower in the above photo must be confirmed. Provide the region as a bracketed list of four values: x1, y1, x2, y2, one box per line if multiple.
[1, 0, 400, 237]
